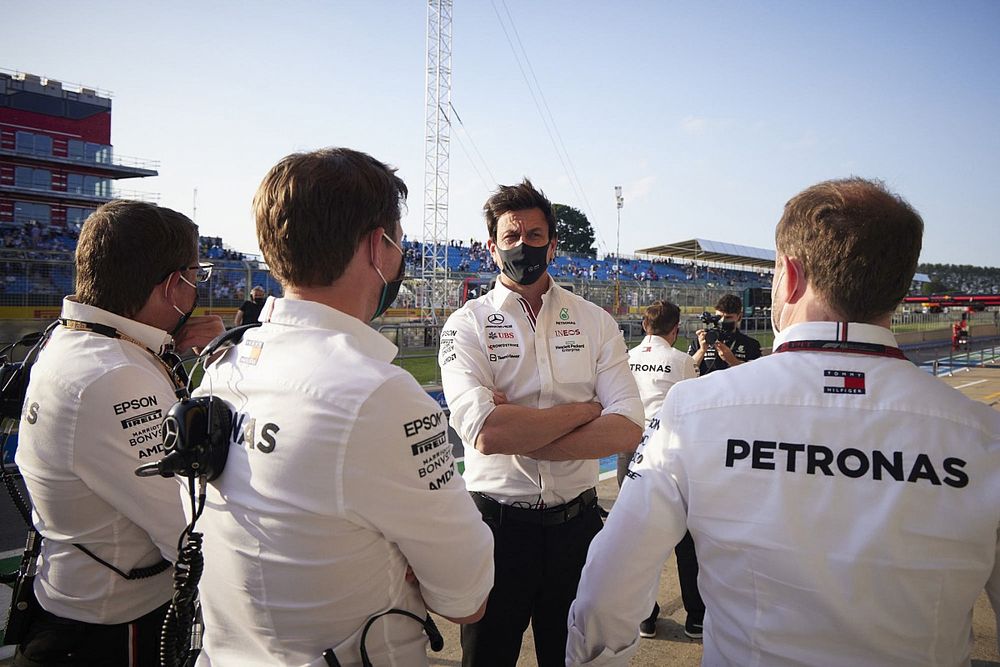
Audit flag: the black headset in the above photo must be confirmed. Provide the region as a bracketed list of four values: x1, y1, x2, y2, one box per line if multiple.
[135, 322, 448, 665]
[135, 323, 260, 482]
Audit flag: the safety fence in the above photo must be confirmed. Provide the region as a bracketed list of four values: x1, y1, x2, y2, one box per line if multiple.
[0, 253, 283, 311]
[922, 341, 1000, 376]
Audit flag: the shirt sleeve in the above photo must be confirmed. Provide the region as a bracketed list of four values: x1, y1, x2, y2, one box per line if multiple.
[439, 308, 497, 447]
[567, 392, 689, 665]
[745, 334, 762, 361]
[683, 353, 700, 380]
[989, 528, 1000, 655]
[594, 312, 644, 427]
[71, 364, 187, 562]
[342, 374, 494, 618]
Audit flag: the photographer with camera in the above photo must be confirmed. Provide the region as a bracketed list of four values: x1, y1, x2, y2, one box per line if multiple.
[11, 201, 224, 666]
[688, 294, 762, 376]
[233, 284, 266, 326]
[669, 295, 762, 638]
[190, 148, 494, 666]
[623, 300, 699, 640]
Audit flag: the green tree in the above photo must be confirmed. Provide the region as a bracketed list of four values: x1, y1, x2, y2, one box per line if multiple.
[923, 280, 949, 295]
[553, 203, 596, 257]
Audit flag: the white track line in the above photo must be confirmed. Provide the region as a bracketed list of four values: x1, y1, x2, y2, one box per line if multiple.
[953, 379, 988, 390]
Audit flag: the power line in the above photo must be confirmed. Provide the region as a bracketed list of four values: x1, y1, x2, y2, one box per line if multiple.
[491, 0, 609, 253]
[489, 1, 577, 194]
[499, 1, 597, 217]
[449, 102, 497, 187]
[448, 113, 493, 191]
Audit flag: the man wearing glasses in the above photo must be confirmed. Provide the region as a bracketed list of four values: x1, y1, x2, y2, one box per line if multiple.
[13, 200, 224, 666]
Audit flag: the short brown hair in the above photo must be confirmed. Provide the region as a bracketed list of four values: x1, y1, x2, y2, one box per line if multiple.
[715, 294, 743, 316]
[642, 300, 681, 336]
[483, 179, 557, 242]
[776, 178, 923, 321]
[75, 201, 198, 317]
[254, 147, 408, 287]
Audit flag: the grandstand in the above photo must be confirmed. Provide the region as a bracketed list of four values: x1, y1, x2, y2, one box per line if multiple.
[2, 228, 775, 319]
[400, 237, 773, 289]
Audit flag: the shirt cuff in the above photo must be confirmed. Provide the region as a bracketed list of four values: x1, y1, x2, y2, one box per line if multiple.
[600, 400, 645, 428]
[565, 622, 639, 666]
[451, 385, 498, 447]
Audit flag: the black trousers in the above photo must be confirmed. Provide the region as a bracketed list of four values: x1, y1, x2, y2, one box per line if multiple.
[461, 498, 603, 667]
[675, 531, 705, 624]
[13, 600, 170, 667]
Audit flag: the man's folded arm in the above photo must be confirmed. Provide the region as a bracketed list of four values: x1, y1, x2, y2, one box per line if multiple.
[526, 414, 641, 461]
[474, 401, 602, 455]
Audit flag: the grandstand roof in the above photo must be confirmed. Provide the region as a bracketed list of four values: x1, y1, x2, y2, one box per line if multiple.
[635, 238, 776, 270]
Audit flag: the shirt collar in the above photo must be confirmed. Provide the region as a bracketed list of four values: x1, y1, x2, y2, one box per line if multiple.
[642, 334, 674, 349]
[773, 321, 898, 349]
[60, 297, 173, 353]
[488, 273, 555, 307]
[260, 296, 398, 363]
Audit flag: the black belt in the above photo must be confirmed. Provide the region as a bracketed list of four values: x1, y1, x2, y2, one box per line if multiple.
[471, 488, 597, 526]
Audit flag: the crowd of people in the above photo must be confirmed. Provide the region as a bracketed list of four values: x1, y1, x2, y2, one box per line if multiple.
[1, 218, 775, 309]
[6, 148, 998, 667]
[199, 235, 246, 262]
[1, 220, 78, 256]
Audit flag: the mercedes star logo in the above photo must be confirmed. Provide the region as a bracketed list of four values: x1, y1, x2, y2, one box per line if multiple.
[161, 417, 180, 452]
[487, 313, 505, 325]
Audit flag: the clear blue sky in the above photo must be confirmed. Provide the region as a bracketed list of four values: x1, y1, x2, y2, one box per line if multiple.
[8, 1, 1000, 266]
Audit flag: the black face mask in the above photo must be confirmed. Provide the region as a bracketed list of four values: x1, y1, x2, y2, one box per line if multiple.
[496, 242, 550, 286]
[372, 254, 405, 320]
[721, 319, 737, 333]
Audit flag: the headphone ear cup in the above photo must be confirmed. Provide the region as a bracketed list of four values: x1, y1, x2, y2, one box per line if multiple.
[204, 396, 232, 482]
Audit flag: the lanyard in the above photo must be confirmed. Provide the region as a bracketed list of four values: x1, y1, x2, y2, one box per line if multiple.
[59, 318, 188, 388]
[772, 339, 907, 360]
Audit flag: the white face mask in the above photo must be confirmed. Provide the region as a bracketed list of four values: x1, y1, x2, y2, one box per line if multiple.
[770, 266, 784, 335]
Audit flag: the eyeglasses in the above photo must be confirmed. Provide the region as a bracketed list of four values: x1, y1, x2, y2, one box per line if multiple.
[158, 262, 214, 284]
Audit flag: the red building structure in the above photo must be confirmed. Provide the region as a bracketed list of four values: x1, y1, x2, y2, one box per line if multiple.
[0, 69, 158, 236]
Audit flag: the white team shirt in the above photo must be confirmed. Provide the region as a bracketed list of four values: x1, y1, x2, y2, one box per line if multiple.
[568, 321, 1000, 666]
[627, 335, 699, 423]
[193, 297, 494, 667]
[16, 297, 184, 624]
[440, 276, 643, 506]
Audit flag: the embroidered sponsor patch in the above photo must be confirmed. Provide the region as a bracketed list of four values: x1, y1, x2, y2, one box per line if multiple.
[239, 339, 264, 366]
[823, 370, 865, 394]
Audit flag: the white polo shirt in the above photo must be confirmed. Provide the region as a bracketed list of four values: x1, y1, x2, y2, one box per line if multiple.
[440, 277, 643, 506]
[16, 297, 184, 624]
[568, 321, 1000, 666]
[193, 297, 494, 667]
[627, 335, 699, 424]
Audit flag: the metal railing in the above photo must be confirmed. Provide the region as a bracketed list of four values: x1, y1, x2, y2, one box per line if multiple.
[0, 254, 74, 308]
[0, 255, 282, 313]
[377, 322, 444, 385]
[928, 341, 1000, 376]
[0, 145, 160, 171]
[891, 309, 994, 332]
